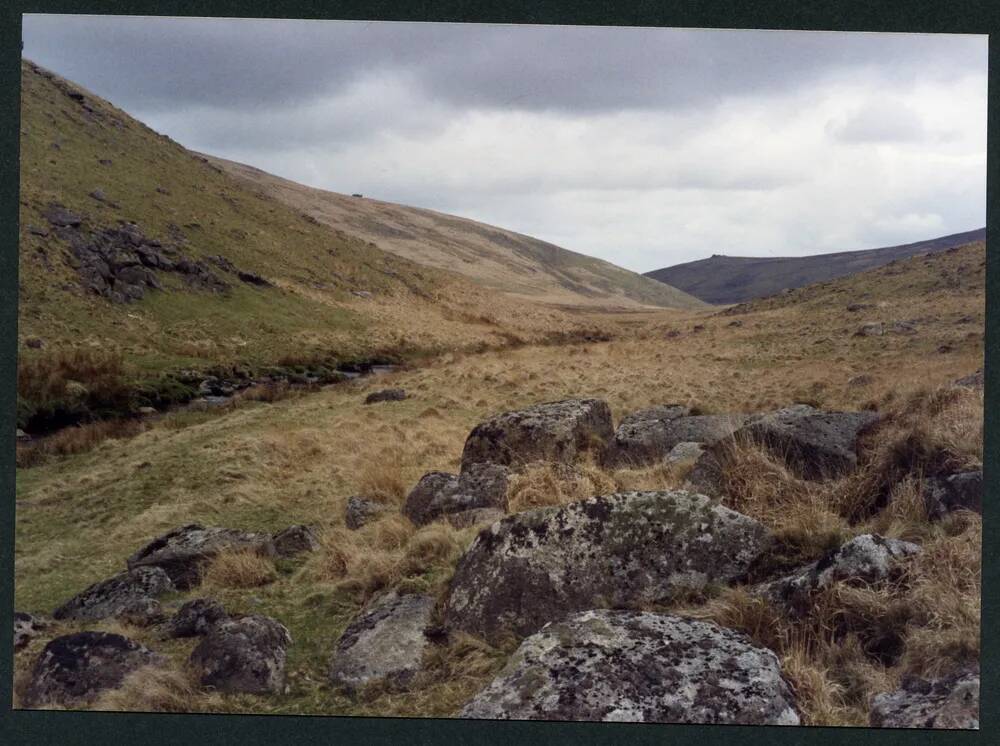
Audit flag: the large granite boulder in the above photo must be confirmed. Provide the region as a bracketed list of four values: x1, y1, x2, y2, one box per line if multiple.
[160, 598, 228, 639]
[52, 566, 174, 624]
[460, 610, 799, 725]
[126, 524, 276, 589]
[21, 632, 164, 708]
[329, 592, 435, 695]
[618, 404, 691, 427]
[443, 490, 770, 642]
[460, 399, 613, 470]
[14, 612, 49, 651]
[922, 471, 983, 519]
[403, 463, 510, 526]
[189, 615, 291, 694]
[602, 413, 748, 468]
[731, 405, 880, 479]
[870, 667, 979, 729]
[755, 534, 920, 614]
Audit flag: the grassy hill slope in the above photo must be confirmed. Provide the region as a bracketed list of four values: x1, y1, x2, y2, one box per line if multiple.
[210, 155, 707, 311]
[645, 228, 986, 304]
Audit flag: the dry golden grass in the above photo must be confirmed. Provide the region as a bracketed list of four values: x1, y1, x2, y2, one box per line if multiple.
[92, 665, 223, 713]
[201, 548, 278, 590]
[16, 418, 148, 467]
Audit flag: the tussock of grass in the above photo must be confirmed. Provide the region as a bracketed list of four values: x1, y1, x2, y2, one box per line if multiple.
[91, 665, 223, 713]
[16, 417, 147, 467]
[201, 548, 278, 589]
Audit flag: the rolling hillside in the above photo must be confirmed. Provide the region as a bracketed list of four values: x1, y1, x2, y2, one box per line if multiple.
[209, 155, 706, 310]
[645, 228, 986, 305]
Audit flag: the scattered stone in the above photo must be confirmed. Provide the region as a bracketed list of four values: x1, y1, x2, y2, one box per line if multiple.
[138, 406, 157, 415]
[43, 204, 83, 227]
[98, 158, 112, 166]
[52, 566, 174, 624]
[189, 615, 291, 694]
[89, 189, 108, 203]
[664, 441, 706, 465]
[922, 471, 983, 519]
[755, 534, 920, 614]
[14, 611, 48, 651]
[731, 404, 880, 480]
[126, 524, 277, 589]
[692, 324, 706, 332]
[155, 186, 170, 195]
[160, 598, 228, 639]
[890, 320, 918, 335]
[272, 524, 320, 557]
[351, 290, 373, 299]
[443, 490, 770, 642]
[344, 496, 390, 530]
[16, 428, 30, 441]
[664, 329, 681, 339]
[846, 303, 874, 312]
[329, 592, 435, 695]
[602, 412, 747, 468]
[461, 398, 613, 470]
[848, 374, 874, 387]
[27, 225, 49, 237]
[403, 463, 510, 526]
[364, 388, 407, 404]
[855, 322, 885, 337]
[727, 319, 743, 327]
[22, 631, 164, 708]
[446, 507, 507, 529]
[24, 338, 44, 352]
[460, 610, 799, 725]
[937, 344, 955, 354]
[870, 667, 979, 729]
[953, 369, 983, 390]
[955, 315, 975, 325]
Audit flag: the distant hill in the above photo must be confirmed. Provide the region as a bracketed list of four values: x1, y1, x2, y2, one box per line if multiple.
[644, 228, 986, 305]
[209, 156, 707, 311]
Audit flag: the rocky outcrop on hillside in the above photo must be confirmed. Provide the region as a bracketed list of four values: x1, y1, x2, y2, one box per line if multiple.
[443, 490, 769, 642]
[189, 615, 291, 694]
[52, 566, 174, 625]
[460, 610, 800, 725]
[870, 667, 979, 729]
[602, 409, 747, 467]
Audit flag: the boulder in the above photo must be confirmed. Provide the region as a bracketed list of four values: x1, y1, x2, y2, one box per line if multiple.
[664, 441, 706, 465]
[329, 592, 435, 695]
[160, 598, 228, 639]
[403, 463, 510, 526]
[602, 413, 747, 468]
[52, 566, 174, 624]
[460, 398, 613, 470]
[755, 534, 920, 614]
[870, 667, 979, 729]
[14, 611, 48, 651]
[21, 632, 164, 708]
[364, 388, 407, 404]
[446, 507, 507, 530]
[460, 610, 799, 725]
[344, 496, 389, 530]
[922, 471, 983, 519]
[126, 524, 276, 589]
[443, 490, 770, 642]
[618, 404, 691, 428]
[272, 524, 320, 557]
[189, 615, 291, 694]
[732, 405, 880, 479]
[43, 204, 83, 227]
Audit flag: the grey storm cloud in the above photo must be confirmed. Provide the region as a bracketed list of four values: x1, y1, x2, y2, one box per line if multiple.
[21, 15, 987, 271]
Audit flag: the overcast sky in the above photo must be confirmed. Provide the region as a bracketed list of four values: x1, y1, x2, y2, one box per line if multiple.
[22, 15, 987, 272]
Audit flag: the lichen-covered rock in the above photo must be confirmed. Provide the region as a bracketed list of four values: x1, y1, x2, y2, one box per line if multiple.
[189, 615, 291, 694]
[344, 496, 389, 529]
[922, 471, 983, 519]
[446, 507, 507, 529]
[460, 398, 613, 470]
[364, 388, 407, 404]
[14, 611, 48, 651]
[52, 566, 174, 624]
[329, 592, 434, 695]
[733, 405, 880, 479]
[618, 404, 691, 428]
[21, 632, 164, 708]
[602, 413, 747, 468]
[126, 524, 276, 589]
[403, 463, 510, 526]
[443, 490, 770, 642]
[755, 534, 920, 613]
[870, 667, 979, 729]
[160, 598, 228, 639]
[272, 524, 320, 557]
[460, 610, 799, 725]
[665, 441, 706, 465]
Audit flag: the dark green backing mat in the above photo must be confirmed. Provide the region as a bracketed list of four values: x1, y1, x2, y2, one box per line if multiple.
[1, 1, 995, 743]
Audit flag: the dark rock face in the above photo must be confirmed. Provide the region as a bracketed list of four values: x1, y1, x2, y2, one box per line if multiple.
[272, 524, 320, 557]
[14, 611, 48, 651]
[52, 566, 174, 624]
[922, 471, 983, 519]
[329, 592, 435, 695]
[403, 463, 510, 526]
[443, 490, 770, 643]
[160, 598, 228, 639]
[870, 667, 979, 729]
[189, 615, 291, 694]
[21, 632, 164, 708]
[603, 412, 747, 468]
[755, 534, 920, 614]
[126, 524, 276, 589]
[460, 399, 614, 470]
[733, 405, 880, 480]
[460, 610, 800, 725]
[344, 496, 389, 530]
[364, 388, 407, 404]
[953, 369, 983, 390]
